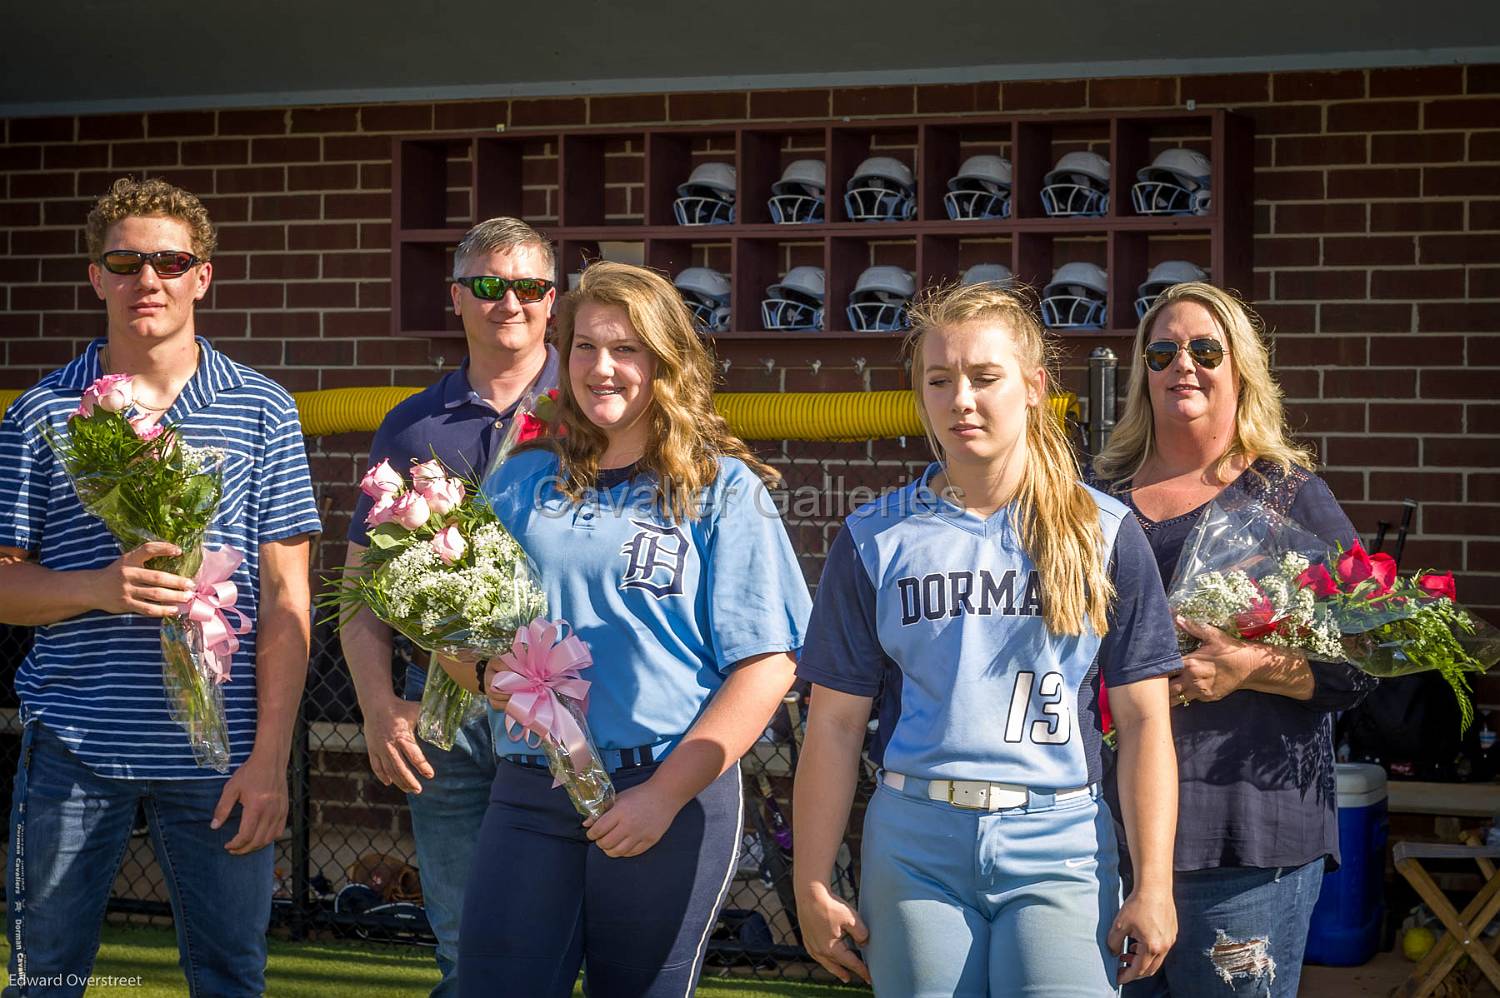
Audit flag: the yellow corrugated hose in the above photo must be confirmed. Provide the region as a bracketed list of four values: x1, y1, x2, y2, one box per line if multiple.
[294, 386, 426, 437]
[711, 391, 1078, 441]
[0, 386, 1078, 441]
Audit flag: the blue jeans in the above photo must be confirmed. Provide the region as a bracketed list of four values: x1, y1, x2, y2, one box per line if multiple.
[859, 775, 1121, 997]
[403, 666, 495, 998]
[5, 720, 272, 998]
[1124, 861, 1324, 998]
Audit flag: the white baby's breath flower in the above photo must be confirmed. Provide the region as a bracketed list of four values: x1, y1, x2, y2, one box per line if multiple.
[1175, 569, 1263, 631]
[1174, 559, 1347, 661]
[170, 443, 225, 480]
[1280, 552, 1310, 577]
[369, 511, 547, 652]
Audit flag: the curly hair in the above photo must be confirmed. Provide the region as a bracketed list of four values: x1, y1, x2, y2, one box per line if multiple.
[85, 176, 217, 261]
[906, 281, 1114, 638]
[547, 261, 779, 522]
[1090, 281, 1316, 487]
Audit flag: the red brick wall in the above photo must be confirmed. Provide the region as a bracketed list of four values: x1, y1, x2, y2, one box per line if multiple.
[2, 67, 1497, 613]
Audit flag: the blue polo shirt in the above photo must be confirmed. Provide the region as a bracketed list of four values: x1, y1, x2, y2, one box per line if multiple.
[0, 337, 322, 780]
[348, 348, 560, 546]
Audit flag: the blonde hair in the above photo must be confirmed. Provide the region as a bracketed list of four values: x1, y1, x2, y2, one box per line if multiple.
[1091, 282, 1315, 486]
[907, 282, 1113, 638]
[86, 176, 217, 261]
[550, 261, 779, 520]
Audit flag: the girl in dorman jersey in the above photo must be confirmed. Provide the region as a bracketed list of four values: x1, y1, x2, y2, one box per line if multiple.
[793, 282, 1180, 996]
[446, 261, 811, 998]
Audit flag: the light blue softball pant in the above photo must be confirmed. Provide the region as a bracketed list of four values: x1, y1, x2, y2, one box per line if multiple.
[859, 774, 1123, 997]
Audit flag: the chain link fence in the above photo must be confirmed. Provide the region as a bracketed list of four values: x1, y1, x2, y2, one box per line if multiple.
[0, 432, 963, 982]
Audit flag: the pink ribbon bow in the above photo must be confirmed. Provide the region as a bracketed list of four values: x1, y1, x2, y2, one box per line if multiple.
[491, 618, 595, 786]
[178, 546, 251, 683]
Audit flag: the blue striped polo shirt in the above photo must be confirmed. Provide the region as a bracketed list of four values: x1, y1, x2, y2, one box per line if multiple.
[0, 336, 322, 780]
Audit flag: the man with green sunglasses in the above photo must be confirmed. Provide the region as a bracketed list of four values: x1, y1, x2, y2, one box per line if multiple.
[341, 217, 559, 998]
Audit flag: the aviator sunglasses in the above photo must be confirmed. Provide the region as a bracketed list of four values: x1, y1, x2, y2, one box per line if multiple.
[453, 276, 554, 303]
[97, 250, 203, 278]
[1143, 337, 1225, 372]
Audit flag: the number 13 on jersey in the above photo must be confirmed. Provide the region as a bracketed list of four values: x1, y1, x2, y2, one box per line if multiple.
[1003, 671, 1072, 745]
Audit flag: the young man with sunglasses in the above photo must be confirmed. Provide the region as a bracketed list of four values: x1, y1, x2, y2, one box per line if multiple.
[340, 217, 559, 998]
[0, 177, 321, 996]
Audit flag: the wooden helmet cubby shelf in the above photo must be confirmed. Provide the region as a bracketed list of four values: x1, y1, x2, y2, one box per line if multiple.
[391, 109, 1252, 366]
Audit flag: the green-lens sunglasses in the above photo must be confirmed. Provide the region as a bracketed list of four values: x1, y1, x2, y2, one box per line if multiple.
[454, 276, 555, 303]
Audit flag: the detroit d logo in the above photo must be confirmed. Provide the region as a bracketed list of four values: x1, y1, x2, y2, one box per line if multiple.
[619, 519, 689, 598]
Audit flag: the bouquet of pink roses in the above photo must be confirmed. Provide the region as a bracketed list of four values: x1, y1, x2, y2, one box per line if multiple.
[329, 457, 549, 750]
[42, 374, 244, 771]
[330, 394, 557, 749]
[1168, 496, 1500, 726]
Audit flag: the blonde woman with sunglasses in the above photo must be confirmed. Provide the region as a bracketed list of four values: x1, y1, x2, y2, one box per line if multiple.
[1089, 282, 1376, 997]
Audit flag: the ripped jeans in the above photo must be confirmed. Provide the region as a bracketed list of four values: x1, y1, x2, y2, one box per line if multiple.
[1125, 861, 1323, 998]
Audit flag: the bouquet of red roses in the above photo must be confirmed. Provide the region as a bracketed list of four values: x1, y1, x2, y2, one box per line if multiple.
[1168, 497, 1499, 726]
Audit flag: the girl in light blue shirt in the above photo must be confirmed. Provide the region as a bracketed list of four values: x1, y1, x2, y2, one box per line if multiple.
[454, 261, 811, 998]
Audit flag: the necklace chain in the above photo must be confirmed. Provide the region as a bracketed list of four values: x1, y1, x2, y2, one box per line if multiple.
[99, 343, 198, 414]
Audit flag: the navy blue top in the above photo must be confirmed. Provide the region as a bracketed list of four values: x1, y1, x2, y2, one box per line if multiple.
[798, 465, 1181, 787]
[348, 348, 560, 547]
[1091, 459, 1377, 872]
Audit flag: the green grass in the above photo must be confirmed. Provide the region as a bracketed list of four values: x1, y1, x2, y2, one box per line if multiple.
[1, 923, 858, 997]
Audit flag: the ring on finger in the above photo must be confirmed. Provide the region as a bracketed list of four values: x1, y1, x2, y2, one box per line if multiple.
[1177, 692, 1190, 707]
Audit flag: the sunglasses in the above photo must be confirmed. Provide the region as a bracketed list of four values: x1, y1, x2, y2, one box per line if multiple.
[1143, 338, 1226, 372]
[454, 276, 554, 303]
[98, 250, 203, 278]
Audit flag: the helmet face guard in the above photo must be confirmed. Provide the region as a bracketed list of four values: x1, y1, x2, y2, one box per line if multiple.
[768, 194, 825, 224]
[1130, 180, 1211, 216]
[1135, 280, 1187, 319]
[672, 196, 736, 226]
[1040, 182, 1109, 217]
[683, 298, 731, 332]
[761, 297, 824, 331]
[943, 188, 1011, 220]
[1136, 279, 1205, 319]
[847, 300, 910, 331]
[1134, 260, 1208, 317]
[843, 186, 916, 222]
[1041, 292, 1107, 329]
